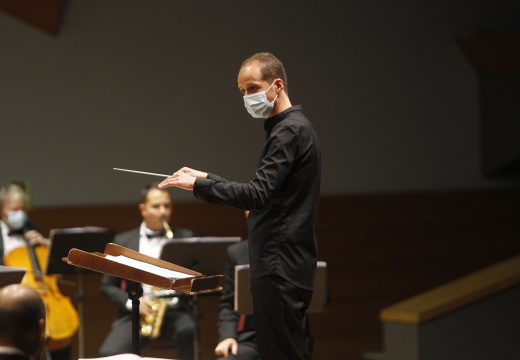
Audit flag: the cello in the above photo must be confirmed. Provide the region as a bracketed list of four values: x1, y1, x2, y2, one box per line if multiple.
[5, 235, 79, 350]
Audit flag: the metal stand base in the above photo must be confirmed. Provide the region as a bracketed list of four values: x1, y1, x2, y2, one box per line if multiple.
[126, 281, 143, 356]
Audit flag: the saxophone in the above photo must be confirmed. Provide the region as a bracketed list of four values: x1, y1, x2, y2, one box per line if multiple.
[162, 219, 174, 240]
[140, 219, 175, 339]
[140, 290, 178, 339]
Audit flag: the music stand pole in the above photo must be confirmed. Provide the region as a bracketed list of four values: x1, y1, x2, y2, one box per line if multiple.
[159, 237, 240, 360]
[126, 281, 143, 355]
[192, 294, 200, 360]
[76, 268, 86, 358]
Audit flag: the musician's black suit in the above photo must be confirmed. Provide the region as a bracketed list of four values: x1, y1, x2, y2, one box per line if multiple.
[217, 240, 258, 360]
[0, 231, 4, 265]
[0, 228, 5, 266]
[98, 226, 196, 360]
[0, 221, 39, 265]
[0, 353, 30, 360]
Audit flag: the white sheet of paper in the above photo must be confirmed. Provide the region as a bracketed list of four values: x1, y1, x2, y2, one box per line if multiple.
[80, 354, 174, 360]
[105, 255, 191, 279]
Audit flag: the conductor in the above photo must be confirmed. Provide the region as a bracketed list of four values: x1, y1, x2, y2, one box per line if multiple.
[159, 52, 321, 360]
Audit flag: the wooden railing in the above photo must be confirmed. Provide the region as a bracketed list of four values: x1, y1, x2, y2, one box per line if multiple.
[380, 255, 520, 323]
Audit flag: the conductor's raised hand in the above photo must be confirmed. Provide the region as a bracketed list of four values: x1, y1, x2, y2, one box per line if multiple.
[159, 170, 196, 191]
[178, 167, 208, 179]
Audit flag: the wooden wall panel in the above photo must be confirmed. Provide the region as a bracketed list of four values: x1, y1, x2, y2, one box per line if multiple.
[0, 0, 63, 35]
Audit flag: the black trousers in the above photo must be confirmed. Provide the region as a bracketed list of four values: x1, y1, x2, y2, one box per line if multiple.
[251, 275, 313, 360]
[49, 346, 71, 360]
[98, 309, 196, 360]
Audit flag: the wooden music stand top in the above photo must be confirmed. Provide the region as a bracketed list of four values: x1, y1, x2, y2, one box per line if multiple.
[63, 243, 223, 295]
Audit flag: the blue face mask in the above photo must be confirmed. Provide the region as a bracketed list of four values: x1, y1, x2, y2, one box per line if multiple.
[6, 210, 27, 231]
[243, 80, 278, 119]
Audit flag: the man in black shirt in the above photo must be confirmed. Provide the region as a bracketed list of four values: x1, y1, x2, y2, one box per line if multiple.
[159, 52, 321, 360]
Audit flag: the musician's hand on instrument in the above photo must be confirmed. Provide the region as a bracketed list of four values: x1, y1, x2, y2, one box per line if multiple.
[159, 171, 196, 191]
[214, 338, 238, 357]
[139, 297, 154, 317]
[178, 167, 208, 179]
[24, 230, 50, 247]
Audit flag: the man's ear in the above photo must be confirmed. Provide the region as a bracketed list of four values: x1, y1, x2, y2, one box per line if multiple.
[39, 318, 45, 337]
[138, 203, 145, 214]
[32, 317, 46, 358]
[273, 78, 283, 94]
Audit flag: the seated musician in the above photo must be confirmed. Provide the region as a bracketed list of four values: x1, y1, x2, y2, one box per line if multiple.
[0, 184, 74, 360]
[99, 183, 196, 360]
[0, 184, 50, 259]
[215, 212, 313, 360]
[214, 238, 258, 360]
[0, 284, 46, 360]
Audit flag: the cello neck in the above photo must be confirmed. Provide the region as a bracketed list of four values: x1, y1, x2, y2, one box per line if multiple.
[23, 238, 44, 281]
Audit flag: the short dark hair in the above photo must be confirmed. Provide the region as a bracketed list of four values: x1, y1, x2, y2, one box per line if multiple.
[0, 285, 45, 353]
[241, 52, 289, 94]
[139, 182, 171, 204]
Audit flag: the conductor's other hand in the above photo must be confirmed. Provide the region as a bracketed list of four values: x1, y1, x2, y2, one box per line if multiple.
[214, 337, 238, 358]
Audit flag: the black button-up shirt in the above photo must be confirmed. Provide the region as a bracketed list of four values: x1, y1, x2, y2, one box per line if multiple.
[194, 105, 321, 290]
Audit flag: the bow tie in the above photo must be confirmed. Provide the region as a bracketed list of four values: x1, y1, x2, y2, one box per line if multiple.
[146, 231, 165, 239]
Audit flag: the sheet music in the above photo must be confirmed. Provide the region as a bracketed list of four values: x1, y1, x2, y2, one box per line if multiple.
[80, 354, 174, 360]
[105, 255, 191, 279]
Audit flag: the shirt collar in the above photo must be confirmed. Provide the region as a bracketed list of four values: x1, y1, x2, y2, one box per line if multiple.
[139, 222, 163, 238]
[1, 220, 9, 235]
[263, 105, 303, 134]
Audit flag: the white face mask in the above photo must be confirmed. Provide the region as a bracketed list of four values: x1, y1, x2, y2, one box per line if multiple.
[6, 210, 28, 231]
[243, 80, 278, 119]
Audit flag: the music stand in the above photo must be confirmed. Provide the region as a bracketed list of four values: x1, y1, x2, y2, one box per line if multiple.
[160, 237, 241, 275]
[0, 265, 25, 288]
[234, 261, 329, 315]
[160, 236, 240, 360]
[47, 227, 115, 358]
[64, 243, 223, 356]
